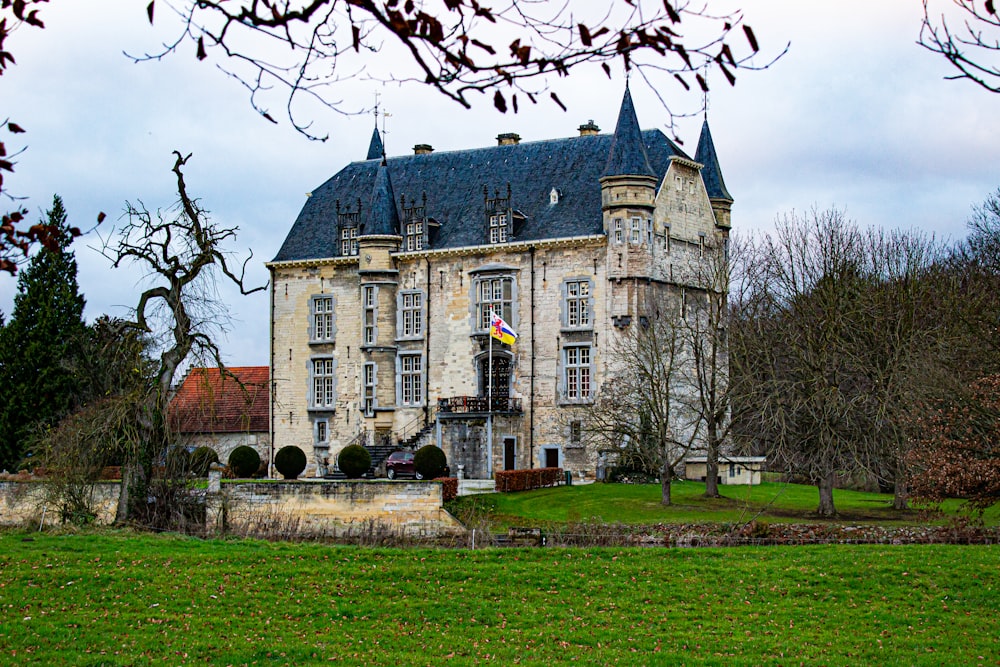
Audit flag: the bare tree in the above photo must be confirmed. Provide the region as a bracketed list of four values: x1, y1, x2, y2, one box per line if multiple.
[141, 0, 780, 140]
[921, 0, 1000, 93]
[584, 312, 701, 506]
[99, 151, 265, 524]
[737, 209, 872, 516]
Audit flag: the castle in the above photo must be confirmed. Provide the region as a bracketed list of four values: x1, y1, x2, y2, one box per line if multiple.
[266, 87, 732, 479]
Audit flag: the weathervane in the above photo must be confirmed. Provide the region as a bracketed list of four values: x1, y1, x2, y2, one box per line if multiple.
[374, 91, 391, 158]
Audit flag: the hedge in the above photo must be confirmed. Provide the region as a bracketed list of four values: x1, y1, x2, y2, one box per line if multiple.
[494, 467, 564, 493]
[435, 477, 458, 502]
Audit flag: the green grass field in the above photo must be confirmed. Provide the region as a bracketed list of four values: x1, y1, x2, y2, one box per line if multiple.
[1, 532, 997, 665]
[450, 481, 1000, 528]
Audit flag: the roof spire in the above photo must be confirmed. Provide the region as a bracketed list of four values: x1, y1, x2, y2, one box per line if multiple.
[695, 118, 732, 203]
[362, 157, 400, 236]
[602, 83, 656, 179]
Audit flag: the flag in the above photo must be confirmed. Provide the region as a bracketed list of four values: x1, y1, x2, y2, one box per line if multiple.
[490, 312, 517, 345]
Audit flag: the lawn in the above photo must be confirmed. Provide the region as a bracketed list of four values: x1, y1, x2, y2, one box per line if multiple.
[1, 532, 997, 665]
[449, 480, 1000, 528]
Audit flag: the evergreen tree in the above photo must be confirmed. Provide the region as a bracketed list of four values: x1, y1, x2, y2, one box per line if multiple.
[0, 196, 87, 470]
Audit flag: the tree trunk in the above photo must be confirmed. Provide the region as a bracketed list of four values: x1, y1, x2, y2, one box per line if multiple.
[892, 464, 909, 510]
[704, 426, 720, 498]
[816, 470, 837, 516]
[661, 463, 672, 506]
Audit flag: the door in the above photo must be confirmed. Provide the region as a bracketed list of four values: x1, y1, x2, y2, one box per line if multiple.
[480, 355, 511, 408]
[544, 448, 559, 468]
[503, 437, 516, 471]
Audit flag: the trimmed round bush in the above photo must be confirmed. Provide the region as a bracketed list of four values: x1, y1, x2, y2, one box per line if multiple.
[414, 445, 447, 480]
[337, 444, 371, 479]
[189, 446, 219, 477]
[228, 446, 261, 478]
[275, 445, 307, 480]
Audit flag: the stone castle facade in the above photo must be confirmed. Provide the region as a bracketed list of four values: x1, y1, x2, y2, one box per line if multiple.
[267, 87, 732, 479]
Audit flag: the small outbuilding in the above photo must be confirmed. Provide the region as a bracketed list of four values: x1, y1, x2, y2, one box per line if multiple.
[684, 456, 766, 486]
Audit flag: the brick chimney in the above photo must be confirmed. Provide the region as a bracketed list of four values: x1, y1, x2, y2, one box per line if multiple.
[496, 132, 521, 146]
[413, 144, 434, 155]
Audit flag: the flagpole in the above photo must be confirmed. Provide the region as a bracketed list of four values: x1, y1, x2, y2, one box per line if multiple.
[487, 309, 494, 479]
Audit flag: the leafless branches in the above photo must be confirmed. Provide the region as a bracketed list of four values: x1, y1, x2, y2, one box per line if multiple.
[920, 0, 1000, 92]
[138, 0, 782, 140]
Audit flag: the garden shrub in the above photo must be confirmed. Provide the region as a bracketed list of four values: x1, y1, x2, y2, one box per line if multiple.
[435, 477, 458, 502]
[189, 446, 219, 477]
[228, 446, 261, 478]
[337, 444, 371, 479]
[495, 467, 563, 492]
[275, 445, 307, 479]
[165, 447, 191, 475]
[414, 445, 447, 479]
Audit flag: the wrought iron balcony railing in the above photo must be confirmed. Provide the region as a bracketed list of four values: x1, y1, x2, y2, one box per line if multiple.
[438, 396, 522, 414]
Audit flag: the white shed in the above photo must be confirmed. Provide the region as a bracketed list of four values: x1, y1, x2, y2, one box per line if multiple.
[684, 456, 766, 485]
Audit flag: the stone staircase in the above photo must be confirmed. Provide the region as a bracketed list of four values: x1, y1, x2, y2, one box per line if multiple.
[323, 424, 435, 479]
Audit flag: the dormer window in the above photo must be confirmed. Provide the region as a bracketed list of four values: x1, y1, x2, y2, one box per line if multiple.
[401, 194, 427, 252]
[405, 221, 423, 251]
[489, 213, 509, 244]
[549, 188, 561, 205]
[341, 227, 358, 256]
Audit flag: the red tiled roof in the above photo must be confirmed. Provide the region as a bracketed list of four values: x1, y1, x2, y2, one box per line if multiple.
[168, 367, 269, 434]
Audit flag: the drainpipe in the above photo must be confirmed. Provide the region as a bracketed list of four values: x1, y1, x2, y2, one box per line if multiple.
[529, 245, 536, 469]
[424, 257, 432, 428]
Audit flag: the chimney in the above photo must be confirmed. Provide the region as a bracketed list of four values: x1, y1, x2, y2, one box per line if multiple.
[413, 144, 434, 155]
[578, 120, 600, 137]
[496, 132, 521, 146]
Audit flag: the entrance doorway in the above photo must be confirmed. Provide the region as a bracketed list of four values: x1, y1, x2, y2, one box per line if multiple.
[479, 355, 511, 408]
[544, 447, 559, 468]
[503, 437, 516, 470]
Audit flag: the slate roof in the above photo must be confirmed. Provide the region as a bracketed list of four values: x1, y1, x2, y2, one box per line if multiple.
[363, 158, 401, 237]
[274, 127, 689, 263]
[602, 85, 656, 179]
[695, 119, 732, 202]
[366, 127, 384, 161]
[168, 367, 269, 434]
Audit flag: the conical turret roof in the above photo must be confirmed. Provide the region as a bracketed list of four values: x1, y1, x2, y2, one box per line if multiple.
[366, 126, 385, 161]
[602, 85, 656, 179]
[695, 119, 732, 202]
[362, 158, 400, 236]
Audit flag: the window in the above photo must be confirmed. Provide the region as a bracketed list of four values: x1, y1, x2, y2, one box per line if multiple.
[646, 219, 653, 246]
[399, 354, 423, 406]
[570, 420, 582, 443]
[341, 227, 358, 256]
[675, 175, 683, 191]
[311, 296, 334, 342]
[316, 420, 328, 444]
[405, 221, 423, 251]
[363, 363, 376, 415]
[564, 280, 591, 329]
[699, 233, 706, 258]
[363, 285, 376, 346]
[564, 345, 592, 400]
[313, 358, 335, 409]
[665, 226, 671, 254]
[729, 464, 736, 478]
[630, 217, 641, 244]
[612, 218, 623, 244]
[399, 291, 423, 338]
[489, 213, 508, 244]
[476, 276, 513, 331]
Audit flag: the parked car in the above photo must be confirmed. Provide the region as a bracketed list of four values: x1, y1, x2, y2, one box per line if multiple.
[385, 451, 421, 479]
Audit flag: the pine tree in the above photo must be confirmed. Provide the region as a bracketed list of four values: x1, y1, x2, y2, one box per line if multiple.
[0, 196, 87, 470]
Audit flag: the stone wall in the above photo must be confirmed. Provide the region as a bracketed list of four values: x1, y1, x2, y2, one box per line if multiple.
[0, 480, 465, 537]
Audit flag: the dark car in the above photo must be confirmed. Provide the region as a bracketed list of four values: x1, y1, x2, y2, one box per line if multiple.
[385, 451, 422, 479]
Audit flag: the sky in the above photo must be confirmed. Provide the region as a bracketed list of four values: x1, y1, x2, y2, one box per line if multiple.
[2, 0, 999, 367]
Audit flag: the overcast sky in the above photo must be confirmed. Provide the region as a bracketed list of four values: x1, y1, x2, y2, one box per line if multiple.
[3, 0, 999, 367]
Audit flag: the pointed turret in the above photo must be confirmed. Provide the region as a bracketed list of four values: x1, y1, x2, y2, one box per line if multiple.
[362, 158, 400, 237]
[695, 119, 733, 229]
[602, 85, 656, 179]
[366, 126, 385, 161]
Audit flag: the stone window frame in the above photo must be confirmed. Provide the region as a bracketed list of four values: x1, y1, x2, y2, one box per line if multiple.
[630, 217, 642, 245]
[612, 217, 624, 244]
[363, 362, 377, 416]
[489, 212, 509, 244]
[404, 220, 424, 251]
[396, 289, 425, 340]
[560, 277, 594, 332]
[559, 343, 594, 404]
[396, 352, 425, 407]
[309, 294, 336, 344]
[362, 285, 378, 347]
[474, 275, 514, 333]
[315, 418, 329, 446]
[309, 355, 337, 410]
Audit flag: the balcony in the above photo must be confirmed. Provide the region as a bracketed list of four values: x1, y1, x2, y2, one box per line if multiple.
[438, 396, 523, 416]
